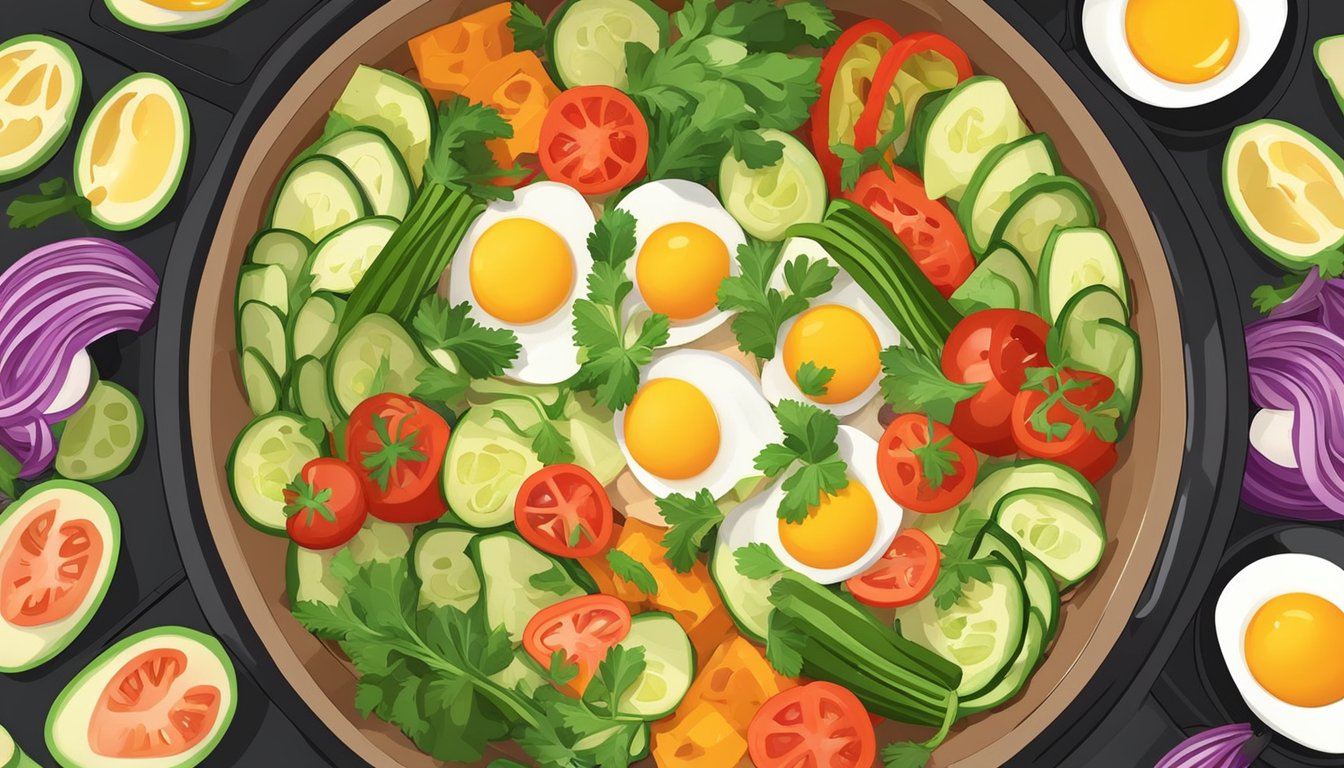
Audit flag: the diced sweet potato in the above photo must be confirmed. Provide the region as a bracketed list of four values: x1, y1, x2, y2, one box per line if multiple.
[407, 3, 512, 95]
[651, 702, 748, 767]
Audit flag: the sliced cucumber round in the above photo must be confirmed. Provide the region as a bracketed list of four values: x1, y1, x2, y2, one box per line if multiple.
[949, 244, 1034, 315]
[330, 66, 435, 187]
[1063, 318, 1140, 426]
[719, 129, 826, 241]
[920, 76, 1028, 202]
[1038, 226, 1130, 323]
[226, 411, 326, 535]
[547, 0, 669, 89]
[288, 292, 346, 362]
[708, 535, 780, 643]
[246, 228, 313, 289]
[1022, 554, 1060, 641]
[316, 126, 413, 220]
[412, 525, 480, 611]
[236, 300, 289, 380]
[307, 217, 398, 294]
[958, 133, 1059, 254]
[235, 263, 290, 317]
[240, 348, 281, 417]
[54, 381, 144, 482]
[327, 313, 428, 415]
[993, 488, 1105, 587]
[471, 531, 584, 643]
[614, 611, 695, 720]
[964, 459, 1099, 524]
[443, 408, 542, 529]
[288, 356, 337, 429]
[989, 174, 1098, 271]
[958, 609, 1045, 715]
[268, 156, 369, 245]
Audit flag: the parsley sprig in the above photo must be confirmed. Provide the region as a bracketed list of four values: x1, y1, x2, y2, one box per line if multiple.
[716, 239, 838, 359]
[656, 489, 723, 573]
[754, 400, 849, 524]
[607, 550, 659, 595]
[733, 543, 789, 578]
[520, 646, 649, 767]
[572, 208, 669, 411]
[929, 512, 991, 610]
[910, 416, 960, 490]
[794, 361, 835, 397]
[411, 296, 521, 406]
[834, 113, 906, 192]
[879, 344, 982, 423]
[283, 476, 335, 526]
[1020, 365, 1119, 443]
[360, 414, 426, 492]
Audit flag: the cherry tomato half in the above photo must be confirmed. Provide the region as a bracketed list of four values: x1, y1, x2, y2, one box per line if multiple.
[1011, 368, 1118, 483]
[846, 529, 941, 608]
[346, 394, 450, 524]
[515, 464, 614, 558]
[539, 85, 649, 195]
[844, 167, 974, 298]
[878, 414, 978, 513]
[941, 309, 1051, 455]
[284, 457, 368, 550]
[748, 681, 877, 768]
[523, 594, 632, 692]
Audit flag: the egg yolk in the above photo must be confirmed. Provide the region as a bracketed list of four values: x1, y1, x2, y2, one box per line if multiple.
[470, 218, 574, 324]
[1124, 0, 1239, 84]
[782, 304, 882, 404]
[778, 481, 879, 570]
[624, 378, 720, 480]
[1244, 592, 1344, 707]
[635, 222, 730, 320]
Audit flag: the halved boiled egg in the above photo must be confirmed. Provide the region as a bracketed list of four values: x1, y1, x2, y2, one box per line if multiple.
[718, 425, 903, 584]
[0, 35, 81, 184]
[443, 181, 595, 384]
[1082, 0, 1287, 108]
[104, 0, 252, 33]
[614, 349, 782, 500]
[75, 73, 190, 231]
[760, 238, 899, 416]
[616, 180, 746, 346]
[1215, 553, 1344, 754]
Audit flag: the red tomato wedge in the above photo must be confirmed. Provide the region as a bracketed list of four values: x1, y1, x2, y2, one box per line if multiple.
[0, 500, 103, 627]
[941, 309, 1051, 455]
[853, 31, 973, 154]
[843, 166, 974, 297]
[811, 20, 901, 194]
[846, 529, 941, 608]
[539, 85, 649, 196]
[523, 595, 632, 692]
[515, 464, 614, 558]
[748, 681, 878, 768]
[877, 414, 978, 513]
[88, 648, 223, 758]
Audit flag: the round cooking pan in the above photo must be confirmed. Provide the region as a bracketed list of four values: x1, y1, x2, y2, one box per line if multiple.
[154, 0, 1245, 764]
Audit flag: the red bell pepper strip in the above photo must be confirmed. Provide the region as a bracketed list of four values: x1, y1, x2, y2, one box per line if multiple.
[853, 32, 973, 162]
[809, 20, 901, 195]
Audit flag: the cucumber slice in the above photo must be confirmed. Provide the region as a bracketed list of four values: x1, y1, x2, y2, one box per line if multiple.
[288, 356, 338, 429]
[236, 263, 290, 316]
[949, 244, 1035, 314]
[237, 300, 289, 379]
[894, 560, 1027, 698]
[959, 134, 1059, 254]
[1063, 318, 1140, 424]
[316, 126, 413, 220]
[286, 543, 343, 607]
[443, 407, 542, 528]
[489, 655, 548, 697]
[990, 175, 1098, 270]
[1038, 226, 1130, 323]
[920, 76, 1028, 202]
[472, 531, 585, 643]
[0, 35, 81, 184]
[896, 90, 949, 171]
[289, 292, 346, 361]
[964, 459, 1099, 523]
[959, 609, 1045, 715]
[227, 412, 326, 535]
[709, 535, 781, 643]
[1056, 284, 1129, 330]
[719, 129, 826, 241]
[246, 228, 313, 289]
[412, 525, 480, 611]
[614, 612, 694, 720]
[628, 723, 650, 761]
[993, 488, 1105, 587]
[972, 521, 1026, 577]
[240, 348, 282, 417]
[307, 217, 398, 294]
[1022, 554, 1060, 640]
[548, 0, 669, 89]
[268, 156, 369, 244]
[331, 66, 435, 187]
[1317, 36, 1344, 117]
[54, 381, 143, 482]
[327, 313, 429, 415]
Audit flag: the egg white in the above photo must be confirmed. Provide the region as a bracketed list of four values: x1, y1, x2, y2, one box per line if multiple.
[616, 180, 745, 346]
[760, 238, 900, 417]
[614, 349, 782, 500]
[1082, 0, 1288, 109]
[442, 182, 594, 384]
[1215, 552, 1344, 754]
[718, 425, 905, 584]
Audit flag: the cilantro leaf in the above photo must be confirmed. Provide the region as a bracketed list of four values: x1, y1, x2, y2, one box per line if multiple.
[424, 97, 530, 198]
[882, 741, 934, 768]
[545, 649, 580, 687]
[783, 0, 840, 46]
[731, 128, 785, 169]
[778, 457, 849, 523]
[764, 608, 807, 676]
[929, 513, 992, 610]
[529, 565, 579, 596]
[710, 0, 798, 53]
[718, 51, 820, 131]
[588, 206, 637, 266]
[657, 489, 723, 573]
[733, 543, 789, 578]
[492, 409, 575, 465]
[833, 101, 906, 191]
[755, 400, 849, 524]
[879, 344, 982, 424]
[508, 1, 547, 52]
[1251, 271, 1308, 314]
[7, 177, 93, 230]
[583, 645, 647, 715]
[672, 0, 717, 37]
[794, 361, 834, 397]
[1021, 364, 1120, 443]
[716, 241, 837, 359]
[606, 549, 659, 595]
[412, 296, 520, 378]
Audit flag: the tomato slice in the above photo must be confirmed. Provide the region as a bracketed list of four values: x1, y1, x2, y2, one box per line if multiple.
[0, 501, 103, 627]
[523, 594, 632, 692]
[748, 681, 877, 768]
[844, 167, 974, 297]
[89, 649, 222, 758]
[539, 85, 649, 196]
[846, 530, 941, 608]
[811, 20, 901, 194]
[515, 464, 614, 558]
[941, 309, 1051, 455]
[877, 414, 978, 513]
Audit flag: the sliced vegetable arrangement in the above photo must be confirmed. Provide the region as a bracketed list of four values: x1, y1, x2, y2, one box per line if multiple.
[223, 2, 1144, 765]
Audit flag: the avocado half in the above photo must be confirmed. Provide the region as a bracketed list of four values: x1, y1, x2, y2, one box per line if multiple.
[0, 481, 121, 674]
[46, 626, 238, 768]
[103, 0, 251, 33]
